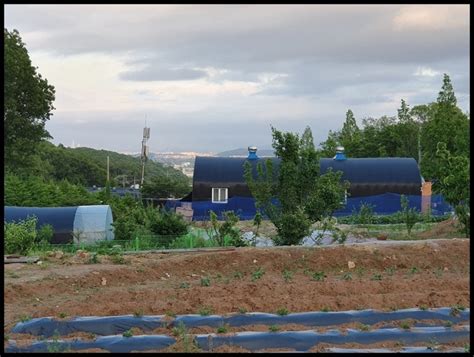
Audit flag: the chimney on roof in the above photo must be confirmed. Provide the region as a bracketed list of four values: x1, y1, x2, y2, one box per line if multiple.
[334, 146, 347, 161]
[247, 146, 258, 160]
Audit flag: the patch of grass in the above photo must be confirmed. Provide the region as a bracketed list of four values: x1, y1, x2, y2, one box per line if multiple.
[165, 310, 177, 318]
[399, 320, 411, 330]
[198, 306, 213, 316]
[110, 254, 125, 265]
[464, 344, 470, 353]
[409, 267, 419, 275]
[88, 333, 96, 340]
[276, 307, 289, 316]
[341, 272, 352, 281]
[320, 307, 331, 312]
[311, 271, 326, 281]
[88, 253, 100, 264]
[216, 324, 229, 334]
[172, 321, 187, 337]
[251, 267, 265, 281]
[268, 325, 280, 332]
[385, 267, 395, 276]
[6, 271, 20, 279]
[233, 271, 244, 279]
[136, 267, 145, 273]
[4, 334, 10, 342]
[238, 307, 247, 314]
[19, 314, 32, 323]
[282, 269, 293, 283]
[358, 324, 370, 331]
[179, 282, 190, 289]
[434, 268, 443, 278]
[444, 320, 453, 328]
[200, 277, 211, 287]
[371, 273, 383, 281]
[426, 337, 441, 351]
[58, 312, 67, 319]
[123, 329, 133, 338]
[419, 305, 428, 311]
[133, 310, 144, 318]
[450, 304, 465, 316]
[355, 267, 365, 278]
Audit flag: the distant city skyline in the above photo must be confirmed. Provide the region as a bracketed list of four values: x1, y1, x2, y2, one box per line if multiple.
[5, 4, 469, 153]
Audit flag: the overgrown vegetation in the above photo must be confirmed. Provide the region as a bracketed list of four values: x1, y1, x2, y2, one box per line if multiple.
[202, 211, 247, 247]
[245, 126, 349, 245]
[4, 217, 54, 255]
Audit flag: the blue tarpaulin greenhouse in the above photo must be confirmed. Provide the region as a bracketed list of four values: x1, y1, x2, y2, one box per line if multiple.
[4, 205, 115, 244]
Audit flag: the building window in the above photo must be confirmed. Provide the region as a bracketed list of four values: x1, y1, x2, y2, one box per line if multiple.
[212, 188, 228, 203]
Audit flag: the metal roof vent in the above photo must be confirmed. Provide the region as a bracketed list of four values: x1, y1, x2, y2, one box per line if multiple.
[334, 146, 347, 161]
[247, 146, 258, 160]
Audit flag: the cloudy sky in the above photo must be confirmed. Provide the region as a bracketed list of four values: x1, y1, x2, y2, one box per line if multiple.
[5, 4, 470, 153]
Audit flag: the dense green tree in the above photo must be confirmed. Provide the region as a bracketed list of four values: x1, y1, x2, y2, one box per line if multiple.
[437, 73, 457, 106]
[4, 28, 55, 171]
[244, 126, 348, 245]
[433, 143, 469, 237]
[421, 74, 470, 179]
[141, 174, 191, 199]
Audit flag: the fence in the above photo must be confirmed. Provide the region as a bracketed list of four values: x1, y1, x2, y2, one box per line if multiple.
[32, 229, 236, 253]
[166, 193, 454, 221]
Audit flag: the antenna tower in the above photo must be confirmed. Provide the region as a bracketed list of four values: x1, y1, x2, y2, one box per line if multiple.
[140, 123, 150, 186]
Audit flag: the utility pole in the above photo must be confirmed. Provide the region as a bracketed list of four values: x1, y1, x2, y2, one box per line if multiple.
[107, 155, 110, 182]
[417, 124, 421, 168]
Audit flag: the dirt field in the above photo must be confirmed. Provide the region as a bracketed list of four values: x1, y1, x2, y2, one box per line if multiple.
[4, 238, 469, 334]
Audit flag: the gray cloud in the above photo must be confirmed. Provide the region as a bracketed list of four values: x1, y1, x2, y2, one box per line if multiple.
[4, 4, 469, 152]
[120, 67, 208, 81]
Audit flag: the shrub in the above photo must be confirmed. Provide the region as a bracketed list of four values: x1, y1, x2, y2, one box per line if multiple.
[148, 208, 189, 238]
[204, 211, 247, 247]
[273, 209, 311, 246]
[4, 217, 38, 255]
[37, 224, 54, 244]
[356, 203, 375, 227]
[400, 195, 418, 235]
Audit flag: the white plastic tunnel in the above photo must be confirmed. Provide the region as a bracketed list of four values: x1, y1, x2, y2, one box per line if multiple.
[73, 205, 115, 244]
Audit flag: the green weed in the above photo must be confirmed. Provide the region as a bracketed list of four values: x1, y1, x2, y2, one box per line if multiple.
[19, 314, 32, 323]
[359, 324, 370, 331]
[123, 329, 133, 338]
[269, 325, 280, 332]
[311, 271, 326, 281]
[251, 267, 265, 281]
[399, 320, 411, 330]
[198, 306, 213, 316]
[282, 269, 293, 282]
[320, 307, 331, 312]
[233, 271, 244, 279]
[133, 310, 144, 318]
[200, 277, 211, 287]
[238, 307, 247, 314]
[341, 272, 352, 281]
[371, 273, 383, 281]
[276, 307, 289, 316]
[58, 312, 67, 319]
[385, 267, 395, 276]
[179, 282, 190, 289]
[216, 324, 229, 334]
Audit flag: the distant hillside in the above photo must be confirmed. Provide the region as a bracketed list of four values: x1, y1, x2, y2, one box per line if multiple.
[217, 148, 275, 157]
[36, 141, 190, 187]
